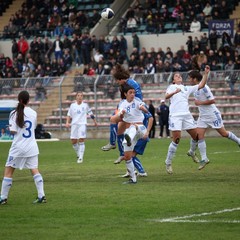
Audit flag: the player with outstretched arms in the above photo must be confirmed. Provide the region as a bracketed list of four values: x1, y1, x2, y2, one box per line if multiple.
[187, 70, 240, 170]
[164, 65, 210, 174]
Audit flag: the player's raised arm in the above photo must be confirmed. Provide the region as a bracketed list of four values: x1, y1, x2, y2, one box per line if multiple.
[198, 65, 210, 90]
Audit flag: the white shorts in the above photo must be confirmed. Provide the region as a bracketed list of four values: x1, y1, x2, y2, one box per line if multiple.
[5, 155, 38, 170]
[169, 114, 196, 131]
[197, 114, 224, 129]
[70, 124, 87, 139]
[123, 124, 147, 152]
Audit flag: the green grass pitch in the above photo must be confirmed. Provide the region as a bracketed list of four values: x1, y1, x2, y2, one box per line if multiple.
[0, 137, 239, 240]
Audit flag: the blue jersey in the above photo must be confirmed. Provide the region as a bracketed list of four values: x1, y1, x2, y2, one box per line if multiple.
[126, 78, 143, 100]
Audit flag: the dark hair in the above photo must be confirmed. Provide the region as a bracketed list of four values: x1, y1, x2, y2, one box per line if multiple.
[12, 91, 30, 128]
[119, 83, 134, 98]
[113, 63, 130, 80]
[188, 70, 202, 82]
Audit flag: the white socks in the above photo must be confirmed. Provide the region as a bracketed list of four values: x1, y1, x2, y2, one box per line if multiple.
[189, 139, 198, 154]
[165, 141, 178, 165]
[126, 159, 136, 182]
[198, 139, 207, 160]
[72, 143, 79, 157]
[1, 177, 12, 200]
[228, 132, 240, 145]
[33, 174, 45, 198]
[78, 142, 85, 160]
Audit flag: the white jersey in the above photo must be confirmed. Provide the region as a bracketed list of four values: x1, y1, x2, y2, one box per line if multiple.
[118, 97, 144, 123]
[193, 85, 220, 118]
[67, 101, 93, 125]
[9, 107, 39, 157]
[166, 84, 199, 116]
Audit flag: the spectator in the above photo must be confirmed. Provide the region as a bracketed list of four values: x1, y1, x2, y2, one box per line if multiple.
[126, 17, 137, 32]
[199, 33, 208, 52]
[132, 32, 140, 53]
[43, 37, 53, 60]
[209, 29, 218, 51]
[62, 48, 72, 70]
[11, 39, 19, 60]
[234, 25, 240, 47]
[111, 36, 120, 52]
[177, 12, 189, 32]
[190, 18, 201, 33]
[221, 32, 233, 49]
[88, 9, 101, 28]
[17, 35, 29, 61]
[35, 82, 47, 101]
[157, 99, 170, 138]
[119, 35, 128, 62]
[186, 36, 193, 55]
[147, 100, 156, 138]
[52, 35, 63, 61]
[202, 2, 212, 17]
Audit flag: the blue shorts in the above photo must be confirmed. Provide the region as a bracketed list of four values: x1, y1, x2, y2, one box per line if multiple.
[134, 138, 148, 155]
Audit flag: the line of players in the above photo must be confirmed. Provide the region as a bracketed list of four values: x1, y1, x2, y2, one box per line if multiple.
[100, 64, 240, 183]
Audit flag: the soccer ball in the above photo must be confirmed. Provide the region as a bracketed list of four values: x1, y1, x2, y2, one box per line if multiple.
[101, 8, 114, 20]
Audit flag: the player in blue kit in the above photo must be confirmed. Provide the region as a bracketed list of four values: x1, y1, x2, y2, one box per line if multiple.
[101, 64, 143, 163]
[0, 91, 46, 205]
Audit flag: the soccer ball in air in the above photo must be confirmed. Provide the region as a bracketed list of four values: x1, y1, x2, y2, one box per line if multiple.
[101, 8, 114, 20]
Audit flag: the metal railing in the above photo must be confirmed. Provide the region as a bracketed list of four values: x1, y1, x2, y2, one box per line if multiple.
[0, 70, 240, 129]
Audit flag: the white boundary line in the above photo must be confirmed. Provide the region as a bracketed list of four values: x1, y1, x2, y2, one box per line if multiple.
[148, 207, 240, 223]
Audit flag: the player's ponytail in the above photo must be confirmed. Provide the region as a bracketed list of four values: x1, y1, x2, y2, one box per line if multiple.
[11, 91, 30, 128]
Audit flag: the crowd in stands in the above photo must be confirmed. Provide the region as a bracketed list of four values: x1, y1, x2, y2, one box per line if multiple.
[0, 0, 104, 40]
[120, 0, 238, 34]
[0, 0, 240, 97]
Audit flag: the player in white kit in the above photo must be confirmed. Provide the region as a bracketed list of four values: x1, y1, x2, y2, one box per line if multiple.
[66, 92, 98, 163]
[164, 66, 210, 174]
[188, 70, 240, 170]
[111, 84, 149, 184]
[0, 91, 46, 205]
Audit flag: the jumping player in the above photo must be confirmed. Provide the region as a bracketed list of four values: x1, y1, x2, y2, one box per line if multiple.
[188, 70, 240, 170]
[164, 65, 210, 174]
[111, 84, 149, 184]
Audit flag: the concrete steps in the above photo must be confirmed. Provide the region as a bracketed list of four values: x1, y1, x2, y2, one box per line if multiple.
[0, 0, 25, 31]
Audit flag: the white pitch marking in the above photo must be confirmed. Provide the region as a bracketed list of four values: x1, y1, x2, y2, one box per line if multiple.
[148, 207, 240, 223]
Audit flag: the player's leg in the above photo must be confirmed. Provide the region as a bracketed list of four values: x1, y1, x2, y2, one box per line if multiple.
[194, 128, 209, 170]
[165, 130, 181, 174]
[165, 116, 182, 174]
[187, 128, 199, 163]
[101, 113, 119, 151]
[217, 127, 240, 146]
[70, 124, 79, 159]
[114, 122, 129, 164]
[0, 166, 15, 205]
[77, 125, 87, 163]
[31, 167, 46, 203]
